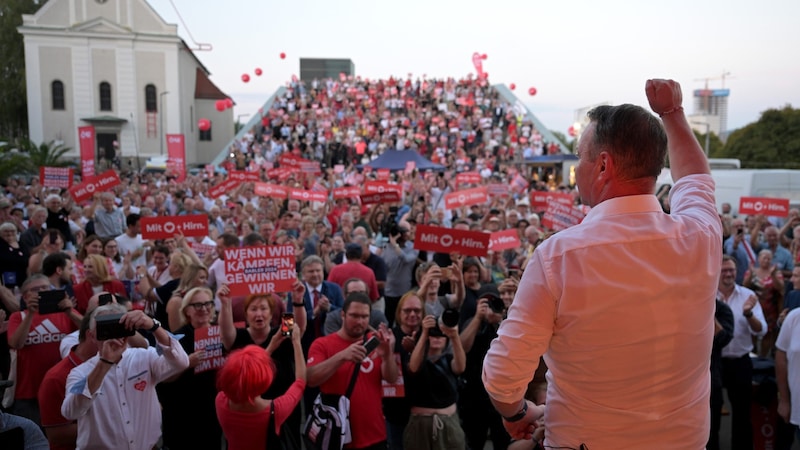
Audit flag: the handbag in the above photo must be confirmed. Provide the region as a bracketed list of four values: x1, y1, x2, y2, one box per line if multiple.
[302, 359, 361, 450]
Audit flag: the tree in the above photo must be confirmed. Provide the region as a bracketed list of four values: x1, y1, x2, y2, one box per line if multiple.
[550, 130, 575, 152]
[719, 105, 800, 168]
[0, 138, 73, 182]
[694, 130, 724, 157]
[0, 0, 47, 140]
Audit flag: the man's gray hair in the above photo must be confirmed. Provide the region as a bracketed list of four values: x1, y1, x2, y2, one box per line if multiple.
[45, 194, 61, 204]
[89, 303, 128, 330]
[301, 255, 324, 270]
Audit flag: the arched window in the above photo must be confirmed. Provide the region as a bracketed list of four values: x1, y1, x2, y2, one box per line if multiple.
[52, 80, 65, 110]
[99, 82, 112, 111]
[145, 84, 157, 112]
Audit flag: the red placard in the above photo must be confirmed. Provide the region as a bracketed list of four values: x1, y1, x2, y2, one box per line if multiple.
[204, 164, 215, 179]
[299, 161, 321, 174]
[333, 186, 361, 200]
[382, 353, 406, 397]
[208, 179, 240, 199]
[456, 172, 481, 185]
[404, 161, 416, 174]
[190, 242, 216, 260]
[739, 197, 790, 217]
[364, 181, 402, 195]
[530, 191, 574, 211]
[165, 134, 186, 182]
[489, 229, 522, 251]
[230, 170, 260, 183]
[444, 186, 489, 210]
[487, 184, 509, 197]
[542, 202, 586, 231]
[254, 183, 289, 199]
[224, 245, 296, 296]
[361, 191, 401, 205]
[193, 325, 226, 374]
[377, 169, 390, 180]
[289, 188, 328, 203]
[141, 215, 209, 240]
[78, 126, 95, 179]
[68, 169, 121, 203]
[413, 225, 490, 257]
[40, 167, 73, 189]
[334, 164, 345, 174]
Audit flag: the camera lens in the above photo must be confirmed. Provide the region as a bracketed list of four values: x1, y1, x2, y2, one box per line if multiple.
[441, 308, 460, 328]
[488, 297, 506, 314]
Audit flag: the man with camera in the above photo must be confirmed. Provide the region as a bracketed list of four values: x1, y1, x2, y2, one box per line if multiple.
[381, 223, 418, 327]
[61, 305, 189, 450]
[7, 274, 80, 425]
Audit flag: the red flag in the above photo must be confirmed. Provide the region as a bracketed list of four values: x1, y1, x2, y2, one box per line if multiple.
[78, 126, 95, 179]
[166, 134, 186, 182]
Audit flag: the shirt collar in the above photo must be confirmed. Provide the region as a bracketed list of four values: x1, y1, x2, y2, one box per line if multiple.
[580, 194, 663, 225]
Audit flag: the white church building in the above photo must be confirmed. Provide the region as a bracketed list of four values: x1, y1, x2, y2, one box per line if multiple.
[18, 0, 233, 168]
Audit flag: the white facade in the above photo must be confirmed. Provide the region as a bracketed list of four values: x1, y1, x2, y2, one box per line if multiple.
[18, 0, 233, 168]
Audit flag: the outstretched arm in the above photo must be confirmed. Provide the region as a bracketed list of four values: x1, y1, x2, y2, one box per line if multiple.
[645, 79, 709, 181]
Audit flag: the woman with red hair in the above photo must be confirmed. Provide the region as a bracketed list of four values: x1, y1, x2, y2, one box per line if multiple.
[215, 333, 307, 449]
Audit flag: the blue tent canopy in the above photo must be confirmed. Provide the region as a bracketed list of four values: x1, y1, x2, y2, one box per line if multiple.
[361, 149, 445, 172]
[524, 154, 578, 164]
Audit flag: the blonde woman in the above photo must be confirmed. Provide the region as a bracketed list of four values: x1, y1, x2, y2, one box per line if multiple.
[165, 264, 210, 331]
[73, 254, 127, 314]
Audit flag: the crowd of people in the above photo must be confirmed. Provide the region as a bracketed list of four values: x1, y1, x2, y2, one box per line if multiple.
[0, 74, 798, 450]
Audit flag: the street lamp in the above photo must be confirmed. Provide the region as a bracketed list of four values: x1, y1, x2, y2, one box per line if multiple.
[159, 91, 170, 155]
[691, 121, 710, 156]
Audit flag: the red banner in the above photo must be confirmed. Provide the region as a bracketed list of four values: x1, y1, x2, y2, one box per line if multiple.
[266, 167, 293, 180]
[333, 186, 361, 200]
[224, 245, 296, 296]
[289, 188, 328, 203]
[68, 169, 121, 203]
[141, 215, 209, 240]
[444, 186, 489, 210]
[530, 191, 574, 211]
[40, 167, 73, 189]
[361, 191, 401, 205]
[456, 172, 481, 185]
[78, 126, 95, 179]
[364, 181, 402, 195]
[165, 134, 186, 182]
[193, 325, 226, 374]
[190, 242, 216, 260]
[377, 169, 390, 180]
[299, 161, 321, 174]
[230, 170, 260, 183]
[208, 179, 240, 199]
[739, 197, 790, 217]
[489, 229, 522, 251]
[413, 224, 490, 257]
[254, 183, 289, 199]
[542, 202, 586, 231]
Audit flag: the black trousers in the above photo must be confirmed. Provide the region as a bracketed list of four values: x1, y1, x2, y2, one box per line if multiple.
[721, 354, 754, 450]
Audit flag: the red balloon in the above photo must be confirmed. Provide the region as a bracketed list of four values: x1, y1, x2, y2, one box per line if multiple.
[481, 53, 488, 60]
[568, 126, 577, 137]
[509, 83, 516, 90]
[254, 68, 263, 76]
[241, 74, 250, 83]
[224, 98, 233, 108]
[280, 52, 286, 59]
[198, 118, 211, 131]
[215, 100, 225, 112]
[528, 87, 537, 96]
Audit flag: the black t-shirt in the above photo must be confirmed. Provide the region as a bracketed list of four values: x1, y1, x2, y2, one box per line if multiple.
[363, 253, 387, 297]
[404, 354, 458, 409]
[154, 279, 179, 328]
[383, 325, 415, 424]
[231, 327, 295, 399]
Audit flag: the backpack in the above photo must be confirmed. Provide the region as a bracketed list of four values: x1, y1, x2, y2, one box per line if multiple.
[302, 359, 361, 450]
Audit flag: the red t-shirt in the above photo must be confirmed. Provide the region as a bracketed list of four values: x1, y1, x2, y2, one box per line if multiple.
[8, 311, 77, 399]
[327, 262, 379, 301]
[307, 334, 386, 449]
[215, 378, 306, 450]
[38, 349, 84, 449]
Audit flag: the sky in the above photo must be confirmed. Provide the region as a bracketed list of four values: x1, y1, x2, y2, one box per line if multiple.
[148, 0, 800, 139]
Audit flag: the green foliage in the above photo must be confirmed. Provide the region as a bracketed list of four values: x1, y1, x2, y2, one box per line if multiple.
[718, 105, 800, 168]
[550, 130, 575, 152]
[0, 138, 73, 182]
[0, 0, 47, 139]
[693, 130, 724, 156]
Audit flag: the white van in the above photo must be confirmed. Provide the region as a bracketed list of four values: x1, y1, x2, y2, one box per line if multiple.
[657, 169, 800, 215]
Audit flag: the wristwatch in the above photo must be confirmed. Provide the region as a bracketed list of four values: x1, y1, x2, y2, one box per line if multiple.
[148, 318, 161, 332]
[503, 400, 528, 422]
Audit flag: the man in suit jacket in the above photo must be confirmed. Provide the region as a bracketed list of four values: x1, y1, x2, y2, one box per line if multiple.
[288, 255, 344, 355]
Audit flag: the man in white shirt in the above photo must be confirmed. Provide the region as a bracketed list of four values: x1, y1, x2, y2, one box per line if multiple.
[482, 79, 723, 449]
[61, 305, 188, 450]
[717, 255, 767, 450]
[114, 214, 150, 269]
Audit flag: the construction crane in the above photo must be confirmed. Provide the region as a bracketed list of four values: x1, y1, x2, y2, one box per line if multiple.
[694, 71, 733, 112]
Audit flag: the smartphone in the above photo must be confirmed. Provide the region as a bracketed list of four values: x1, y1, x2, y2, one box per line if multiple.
[737, 228, 744, 235]
[95, 313, 135, 340]
[363, 336, 380, 354]
[281, 313, 294, 337]
[49, 231, 58, 245]
[98, 293, 114, 306]
[38, 290, 66, 315]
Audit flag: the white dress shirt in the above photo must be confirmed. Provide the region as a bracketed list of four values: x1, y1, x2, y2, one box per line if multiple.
[719, 284, 768, 358]
[62, 338, 189, 450]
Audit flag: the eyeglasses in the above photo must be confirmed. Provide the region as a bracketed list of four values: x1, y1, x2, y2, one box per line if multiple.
[188, 301, 214, 311]
[401, 308, 422, 314]
[26, 285, 50, 293]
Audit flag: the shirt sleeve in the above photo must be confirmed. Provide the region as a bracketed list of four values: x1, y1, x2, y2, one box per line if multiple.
[776, 309, 800, 352]
[273, 378, 307, 429]
[150, 335, 191, 383]
[751, 300, 769, 339]
[61, 363, 95, 421]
